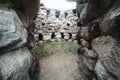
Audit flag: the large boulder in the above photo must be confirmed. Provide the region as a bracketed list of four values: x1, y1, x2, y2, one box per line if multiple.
[0, 48, 32, 80]
[92, 36, 120, 80]
[92, 1, 120, 79]
[99, 1, 120, 38]
[11, 0, 40, 19]
[78, 46, 97, 80]
[0, 6, 27, 53]
[95, 61, 115, 80]
[76, 0, 116, 25]
[4, 0, 40, 27]
[76, 0, 120, 80]
[0, 0, 40, 79]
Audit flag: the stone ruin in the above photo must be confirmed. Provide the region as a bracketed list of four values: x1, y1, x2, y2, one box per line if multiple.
[34, 4, 79, 43]
[0, 0, 120, 80]
[0, 0, 40, 80]
[75, 0, 120, 80]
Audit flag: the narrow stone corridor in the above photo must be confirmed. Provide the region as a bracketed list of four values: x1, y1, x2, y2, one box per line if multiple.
[0, 0, 120, 80]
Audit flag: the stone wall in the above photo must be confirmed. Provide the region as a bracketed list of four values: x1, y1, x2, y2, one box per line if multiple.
[0, 0, 39, 80]
[34, 4, 79, 43]
[75, 0, 120, 80]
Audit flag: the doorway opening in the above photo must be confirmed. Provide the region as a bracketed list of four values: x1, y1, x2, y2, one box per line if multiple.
[69, 33, 72, 39]
[51, 32, 55, 39]
[39, 33, 43, 40]
[61, 33, 64, 39]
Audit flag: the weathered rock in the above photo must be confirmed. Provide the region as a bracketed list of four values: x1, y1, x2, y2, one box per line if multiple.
[71, 34, 76, 40]
[90, 2, 120, 79]
[79, 3, 88, 25]
[59, 11, 66, 20]
[78, 46, 97, 80]
[0, 0, 40, 79]
[43, 33, 52, 41]
[76, 3, 84, 18]
[87, 50, 97, 59]
[0, 7, 27, 53]
[77, 21, 101, 45]
[66, 13, 74, 21]
[48, 10, 56, 19]
[55, 32, 61, 39]
[12, 0, 40, 20]
[35, 6, 78, 42]
[73, 40, 77, 43]
[64, 33, 69, 40]
[78, 26, 90, 41]
[95, 61, 114, 80]
[92, 36, 120, 80]
[29, 50, 40, 80]
[0, 48, 32, 80]
[34, 34, 39, 43]
[99, 1, 120, 38]
[76, 0, 120, 80]
[77, 0, 116, 25]
[78, 47, 97, 71]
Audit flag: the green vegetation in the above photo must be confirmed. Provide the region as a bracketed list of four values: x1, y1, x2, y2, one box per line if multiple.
[35, 41, 79, 60]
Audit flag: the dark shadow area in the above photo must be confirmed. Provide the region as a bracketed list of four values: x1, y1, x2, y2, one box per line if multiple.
[69, 33, 72, 39]
[39, 34, 43, 40]
[51, 32, 55, 39]
[55, 10, 60, 18]
[64, 11, 68, 19]
[61, 33, 65, 39]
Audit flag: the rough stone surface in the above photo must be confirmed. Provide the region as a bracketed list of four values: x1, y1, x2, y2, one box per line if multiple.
[91, 1, 120, 79]
[11, 0, 40, 27]
[95, 61, 114, 80]
[79, 3, 88, 24]
[34, 4, 78, 42]
[78, 46, 97, 79]
[0, 1, 39, 80]
[77, 0, 116, 25]
[0, 8, 27, 53]
[76, 0, 120, 80]
[92, 36, 120, 80]
[99, 1, 120, 38]
[43, 33, 51, 41]
[0, 48, 32, 80]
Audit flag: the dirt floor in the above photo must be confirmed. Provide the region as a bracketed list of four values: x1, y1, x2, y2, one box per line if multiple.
[36, 41, 84, 80]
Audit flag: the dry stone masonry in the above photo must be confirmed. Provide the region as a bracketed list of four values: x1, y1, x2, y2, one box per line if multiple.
[72, 0, 120, 80]
[34, 4, 79, 43]
[0, 0, 120, 80]
[0, 0, 40, 80]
